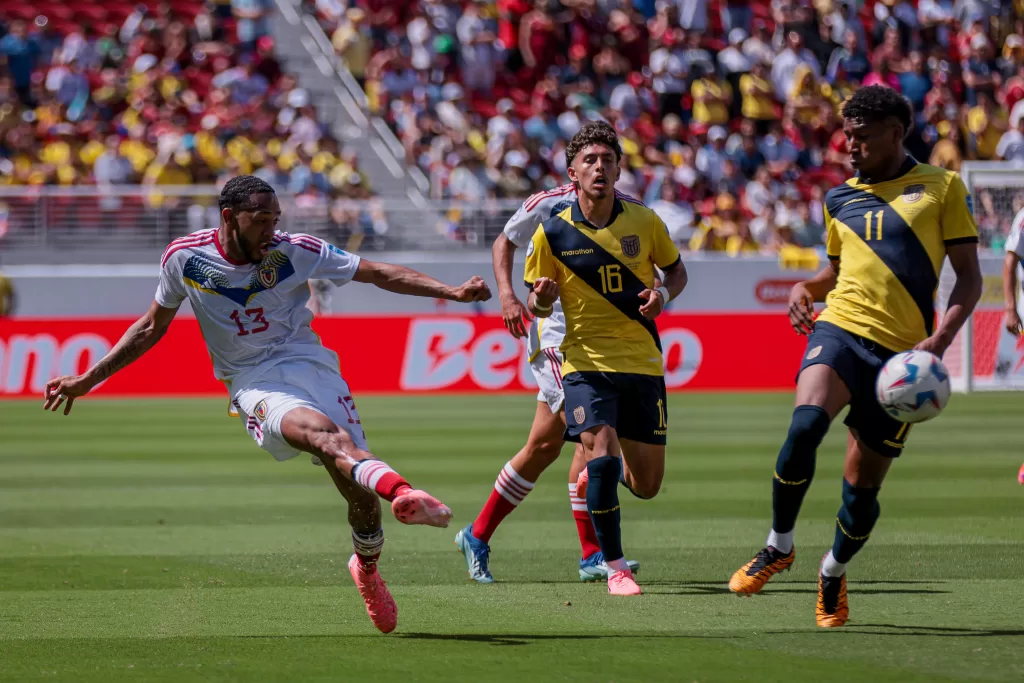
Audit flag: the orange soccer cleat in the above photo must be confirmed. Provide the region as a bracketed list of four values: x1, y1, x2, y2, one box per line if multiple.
[729, 546, 795, 594]
[816, 570, 849, 628]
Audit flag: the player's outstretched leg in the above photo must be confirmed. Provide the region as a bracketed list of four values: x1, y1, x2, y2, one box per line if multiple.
[570, 444, 638, 582]
[817, 434, 891, 628]
[731, 365, 847, 595]
[319, 448, 397, 633]
[282, 407, 452, 528]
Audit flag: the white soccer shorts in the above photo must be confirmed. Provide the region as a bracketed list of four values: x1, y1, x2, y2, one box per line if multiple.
[232, 360, 369, 462]
[532, 348, 565, 413]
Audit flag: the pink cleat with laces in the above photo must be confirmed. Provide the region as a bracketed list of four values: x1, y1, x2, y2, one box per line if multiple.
[607, 568, 642, 596]
[348, 555, 398, 633]
[392, 489, 453, 528]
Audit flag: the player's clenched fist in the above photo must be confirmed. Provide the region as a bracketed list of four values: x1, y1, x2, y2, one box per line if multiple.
[532, 277, 559, 307]
[453, 276, 493, 303]
[43, 374, 93, 415]
[788, 282, 816, 335]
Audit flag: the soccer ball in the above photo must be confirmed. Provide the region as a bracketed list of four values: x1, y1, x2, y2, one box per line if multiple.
[875, 350, 951, 424]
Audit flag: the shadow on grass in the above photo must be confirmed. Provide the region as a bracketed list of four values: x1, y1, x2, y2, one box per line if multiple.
[848, 623, 1024, 637]
[398, 633, 727, 646]
[630, 580, 950, 596]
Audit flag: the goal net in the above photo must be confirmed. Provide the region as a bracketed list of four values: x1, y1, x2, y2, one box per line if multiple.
[939, 162, 1024, 392]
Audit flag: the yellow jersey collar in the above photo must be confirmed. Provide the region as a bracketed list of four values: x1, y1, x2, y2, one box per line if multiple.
[570, 198, 624, 229]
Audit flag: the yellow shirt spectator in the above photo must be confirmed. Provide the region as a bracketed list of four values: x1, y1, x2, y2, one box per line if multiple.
[332, 13, 371, 79]
[740, 71, 778, 121]
[39, 141, 72, 166]
[967, 105, 1008, 160]
[79, 139, 105, 168]
[691, 77, 732, 125]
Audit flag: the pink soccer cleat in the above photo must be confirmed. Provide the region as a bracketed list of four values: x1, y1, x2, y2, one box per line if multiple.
[1018, 463, 1024, 485]
[348, 554, 398, 633]
[607, 568, 642, 596]
[575, 467, 589, 501]
[392, 489, 453, 528]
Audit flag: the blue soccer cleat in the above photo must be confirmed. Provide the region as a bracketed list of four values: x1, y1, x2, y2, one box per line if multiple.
[579, 552, 640, 582]
[455, 525, 494, 584]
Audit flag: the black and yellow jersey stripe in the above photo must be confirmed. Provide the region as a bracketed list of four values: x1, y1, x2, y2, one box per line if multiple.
[524, 199, 681, 376]
[819, 158, 978, 352]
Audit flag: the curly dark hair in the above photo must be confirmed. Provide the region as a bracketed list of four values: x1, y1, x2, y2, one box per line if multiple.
[218, 175, 275, 211]
[841, 85, 914, 139]
[565, 122, 623, 168]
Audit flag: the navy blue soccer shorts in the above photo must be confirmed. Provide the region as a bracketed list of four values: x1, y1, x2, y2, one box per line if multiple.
[562, 371, 668, 446]
[798, 321, 912, 458]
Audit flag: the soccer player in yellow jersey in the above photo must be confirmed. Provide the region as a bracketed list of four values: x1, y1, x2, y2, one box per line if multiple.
[524, 122, 688, 596]
[728, 86, 983, 626]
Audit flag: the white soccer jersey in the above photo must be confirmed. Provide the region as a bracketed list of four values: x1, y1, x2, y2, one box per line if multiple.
[1007, 208, 1024, 314]
[155, 229, 361, 390]
[504, 184, 643, 360]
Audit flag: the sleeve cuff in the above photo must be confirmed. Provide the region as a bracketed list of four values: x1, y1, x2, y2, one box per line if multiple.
[827, 254, 840, 260]
[944, 236, 980, 246]
[524, 281, 534, 291]
[658, 255, 682, 271]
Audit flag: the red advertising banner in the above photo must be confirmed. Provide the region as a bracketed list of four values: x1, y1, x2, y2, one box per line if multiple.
[0, 314, 805, 397]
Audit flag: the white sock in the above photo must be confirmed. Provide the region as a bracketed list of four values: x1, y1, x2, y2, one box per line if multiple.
[606, 557, 630, 573]
[766, 529, 794, 554]
[820, 550, 847, 577]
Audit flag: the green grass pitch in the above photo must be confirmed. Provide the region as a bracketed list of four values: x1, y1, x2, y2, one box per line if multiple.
[1, 393, 1022, 682]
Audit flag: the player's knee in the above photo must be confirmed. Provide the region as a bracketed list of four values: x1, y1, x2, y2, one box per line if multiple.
[308, 425, 356, 458]
[628, 473, 661, 499]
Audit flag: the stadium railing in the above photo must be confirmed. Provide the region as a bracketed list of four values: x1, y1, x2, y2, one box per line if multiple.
[0, 186, 540, 252]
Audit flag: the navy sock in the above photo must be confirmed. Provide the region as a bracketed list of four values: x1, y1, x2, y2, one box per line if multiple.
[586, 455, 624, 562]
[772, 405, 830, 534]
[832, 479, 881, 563]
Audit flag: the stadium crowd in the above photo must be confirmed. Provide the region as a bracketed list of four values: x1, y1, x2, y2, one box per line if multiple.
[311, 0, 1024, 251]
[0, 0, 384, 246]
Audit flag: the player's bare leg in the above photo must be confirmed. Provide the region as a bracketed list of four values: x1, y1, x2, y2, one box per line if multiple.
[318, 453, 397, 633]
[730, 365, 850, 594]
[816, 431, 893, 628]
[281, 407, 452, 528]
[577, 425, 641, 596]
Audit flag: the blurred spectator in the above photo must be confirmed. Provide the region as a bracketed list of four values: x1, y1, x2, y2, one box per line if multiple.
[827, 30, 871, 84]
[963, 33, 1002, 105]
[928, 121, 965, 170]
[968, 91, 1009, 159]
[649, 179, 696, 244]
[826, 1, 867, 48]
[690, 66, 732, 126]
[333, 8, 372, 89]
[996, 114, 1024, 161]
[772, 31, 821, 96]
[1, 21, 41, 104]
[94, 137, 136, 185]
[739, 61, 779, 133]
[899, 51, 933, 116]
[232, 0, 271, 52]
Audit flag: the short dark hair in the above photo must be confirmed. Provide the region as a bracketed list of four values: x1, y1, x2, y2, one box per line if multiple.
[841, 85, 914, 139]
[218, 175, 275, 211]
[565, 122, 622, 168]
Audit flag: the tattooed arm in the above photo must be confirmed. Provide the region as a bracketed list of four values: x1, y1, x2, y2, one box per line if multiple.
[43, 302, 178, 415]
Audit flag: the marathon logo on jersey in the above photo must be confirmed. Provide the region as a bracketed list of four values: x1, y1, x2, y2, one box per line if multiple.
[573, 405, 586, 424]
[902, 184, 925, 204]
[254, 399, 268, 423]
[620, 235, 641, 258]
[182, 251, 295, 306]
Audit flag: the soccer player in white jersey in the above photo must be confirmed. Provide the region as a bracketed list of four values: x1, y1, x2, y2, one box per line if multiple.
[1000, 206, 1024, 484]
[454, 184, 640, 583]
[43, 176, 491, 634]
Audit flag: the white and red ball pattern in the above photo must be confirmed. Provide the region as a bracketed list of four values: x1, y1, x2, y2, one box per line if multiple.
[875, 350, 952, 424]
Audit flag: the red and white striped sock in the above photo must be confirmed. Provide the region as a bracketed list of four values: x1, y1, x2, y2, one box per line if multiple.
[471, 462, 534, 543]
[570, 482, 601, 559]
[352, 459, 412, 502]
